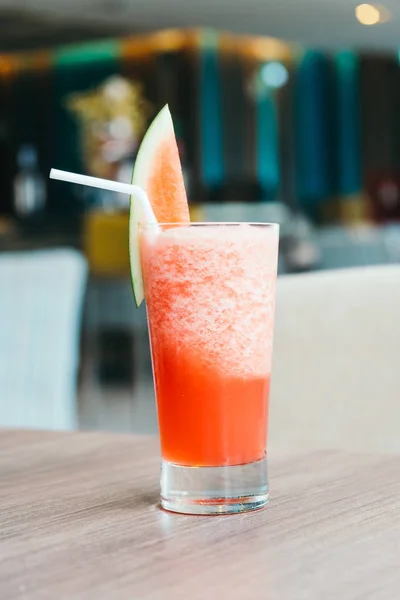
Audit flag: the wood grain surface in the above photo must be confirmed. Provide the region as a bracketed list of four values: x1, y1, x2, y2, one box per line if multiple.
[1, 430, 400, 600]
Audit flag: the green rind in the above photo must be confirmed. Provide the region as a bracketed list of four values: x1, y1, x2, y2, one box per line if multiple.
[129, 105, 174, 308]
[129, 195, 142, 308]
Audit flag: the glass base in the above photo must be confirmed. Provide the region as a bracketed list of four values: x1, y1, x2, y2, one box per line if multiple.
[160, 457, 268, 515]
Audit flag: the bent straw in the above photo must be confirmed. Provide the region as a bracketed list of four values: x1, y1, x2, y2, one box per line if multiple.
[49, 168, 157, 224]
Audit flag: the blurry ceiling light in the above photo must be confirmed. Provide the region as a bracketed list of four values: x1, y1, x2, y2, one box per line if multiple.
[260, 62, 289, 89]
[103, 76, 131, 101]
[355, 4, 386, 25]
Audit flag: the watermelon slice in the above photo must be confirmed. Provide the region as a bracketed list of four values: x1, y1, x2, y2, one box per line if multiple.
[129, 105, 190, 307]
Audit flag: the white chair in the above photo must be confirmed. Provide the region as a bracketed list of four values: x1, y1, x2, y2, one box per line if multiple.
[0, 249, 87, 430]
[269, 265, 400, 454]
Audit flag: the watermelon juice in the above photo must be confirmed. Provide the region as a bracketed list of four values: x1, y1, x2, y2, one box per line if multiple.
[141, 223, 279, 485]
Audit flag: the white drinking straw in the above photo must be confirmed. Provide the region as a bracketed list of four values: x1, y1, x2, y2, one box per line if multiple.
[49, 168, 157, 224]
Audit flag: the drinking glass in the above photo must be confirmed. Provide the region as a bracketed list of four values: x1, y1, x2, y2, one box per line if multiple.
[140, 222, 279, 514]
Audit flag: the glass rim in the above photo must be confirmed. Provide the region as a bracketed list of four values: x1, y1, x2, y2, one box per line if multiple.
[139, 221, 280, 229]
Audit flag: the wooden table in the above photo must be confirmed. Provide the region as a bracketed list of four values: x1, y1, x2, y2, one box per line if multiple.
[1, 430, 400, 600]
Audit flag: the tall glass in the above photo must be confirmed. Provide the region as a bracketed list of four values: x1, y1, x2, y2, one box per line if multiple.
[140, 222, 279, 514]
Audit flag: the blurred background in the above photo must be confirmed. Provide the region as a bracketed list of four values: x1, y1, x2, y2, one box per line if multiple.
[1, 0, 400, 434]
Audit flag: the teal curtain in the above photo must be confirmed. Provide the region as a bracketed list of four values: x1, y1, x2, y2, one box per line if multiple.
[198, 33, 224, 189]
[294, 51, 332, 207]
[335, 51, 361, 196]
